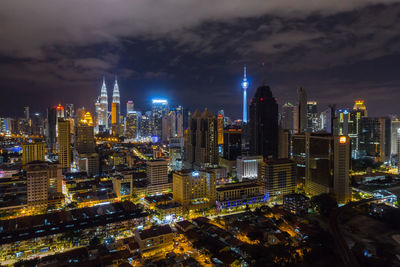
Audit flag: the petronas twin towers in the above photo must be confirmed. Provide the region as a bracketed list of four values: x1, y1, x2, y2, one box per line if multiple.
[95, 77, 120, 131]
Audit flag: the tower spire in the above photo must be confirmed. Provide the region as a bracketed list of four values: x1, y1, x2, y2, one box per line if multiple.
[241, 65, 249, 124]
[112, 76, 120, 104]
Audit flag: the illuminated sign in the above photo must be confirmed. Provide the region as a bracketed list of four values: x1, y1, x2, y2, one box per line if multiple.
[152, 135, 159, 143]
[192, 171, 200, 177]
[152, 99, 168, 104]
[339, 136, 347, 144]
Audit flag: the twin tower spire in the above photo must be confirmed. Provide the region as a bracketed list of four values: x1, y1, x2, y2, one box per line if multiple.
[100, 76, 120, 105]
[100, 77, 120, 104]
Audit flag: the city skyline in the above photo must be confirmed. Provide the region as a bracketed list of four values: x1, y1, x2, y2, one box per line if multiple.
[1, 2, 400, 118]
[1, 1, 400, 265]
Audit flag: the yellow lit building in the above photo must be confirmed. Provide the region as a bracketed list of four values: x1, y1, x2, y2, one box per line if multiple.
[353, 99, 367, 116]
[57, 119, 71, 170]
[173, 170, 216, 210]
[22, 141, 45, 165]
[217, 114, 224, 145]
[79, 111, 93, 126]
[111, 102, 119, 125]
[259, 158, 296, 198]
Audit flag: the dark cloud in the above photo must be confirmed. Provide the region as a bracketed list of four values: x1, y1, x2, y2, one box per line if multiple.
[0, 1, 400, 118]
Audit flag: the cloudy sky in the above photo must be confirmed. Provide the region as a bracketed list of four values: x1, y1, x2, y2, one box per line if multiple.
[1, 0, 400, 118]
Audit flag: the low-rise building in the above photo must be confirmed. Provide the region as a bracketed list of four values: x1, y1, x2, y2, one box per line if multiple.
[134, 225, 174, 252]
[283, 193, 309, 215]
[216, 181, 266, 209]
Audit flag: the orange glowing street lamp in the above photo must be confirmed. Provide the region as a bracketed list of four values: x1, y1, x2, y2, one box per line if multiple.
[339, 136, 347, 144]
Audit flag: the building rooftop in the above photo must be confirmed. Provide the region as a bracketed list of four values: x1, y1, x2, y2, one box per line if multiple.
[138, 225, 172, 240]
[216, 181, 264, 192]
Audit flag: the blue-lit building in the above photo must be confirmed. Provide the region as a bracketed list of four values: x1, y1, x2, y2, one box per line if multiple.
[151, 99, 169, 138]
[216, 181, 267, 210]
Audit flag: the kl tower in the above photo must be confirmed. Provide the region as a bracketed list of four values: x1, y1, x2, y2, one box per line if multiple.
[241, 65, 249, 124]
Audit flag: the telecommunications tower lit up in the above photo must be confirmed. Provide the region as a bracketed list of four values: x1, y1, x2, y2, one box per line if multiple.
[241, 65, 249, 123]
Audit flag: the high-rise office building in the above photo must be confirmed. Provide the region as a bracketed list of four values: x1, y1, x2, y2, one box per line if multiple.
[281, 102, 295, 132]
[169, 110, 177, 138]
[140, 112, 152, 138]
[300, 133, 351, 204]
[176, 107, 184, 138]
[259, 159, 296, 198]
[185, 109, 218, 168]
[236, 155, 263, 181]
[223, 128, 242, 160]
[297, 87, 307, 133]
[74, 112, 98, 176]
[161, 113, 170, 142]
[169, 137, 184, 171]
[26, 161, 63, 207]
[46, 105, 64, 152]
[126, 112, 138, 140]
[217, 114, 224, 145]
[26, 162, 49, 207]
[306, 101, 317, 132]
[278, 128, 290, 159]
[31, 113, 44, 136]
[75, 124, 95, 154]
[24, 106, 30, 121]
[126, 100, 134, 114]
[391, 117, 400, 155]
[111, 102, 120, 125]
[22, 141, 45, 165]
[151, 99, 169, 138]
[173, 170, 216, 209]
[57, 119, 71, 170]
[359, 117, 391, 162]
[249, 84, 278, 158]
[147, 160, 170, 195]
[65, 104, 74, 119]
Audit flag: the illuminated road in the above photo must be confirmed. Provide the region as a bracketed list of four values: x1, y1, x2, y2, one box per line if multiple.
[132, 147, 148, 160]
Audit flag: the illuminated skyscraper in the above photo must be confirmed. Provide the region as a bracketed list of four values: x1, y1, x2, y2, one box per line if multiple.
[241, 65, 249, 124]
[217, 114, 224, 145]
[147, 160, 170, 195]
[391, 117, 400, 155]
[126, 112, 138, 139]
[46, 104, 64, 152]
[57, 119, 71, 170]
[22, 141, 45, 166]
[353, 100, 367, 117]
[359, 117, 391, 162]
[176, 107, 184, 138]
[306, 101, 318, 132]
[301, 133, 351, 204]
[151, 99, 169, 138]
[126, 100, 134, 114]
[281, 102, 295, 132]
[140, 112, 152, 138]
[75, 113, 95, 154]
[65, 104, 74, 119]
[112, 78, 120, 125]
[98, 77, 108, 129]
[185, 109, 219, 168]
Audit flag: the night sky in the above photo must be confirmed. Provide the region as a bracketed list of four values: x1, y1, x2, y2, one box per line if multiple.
[1, 1, 400, 119]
